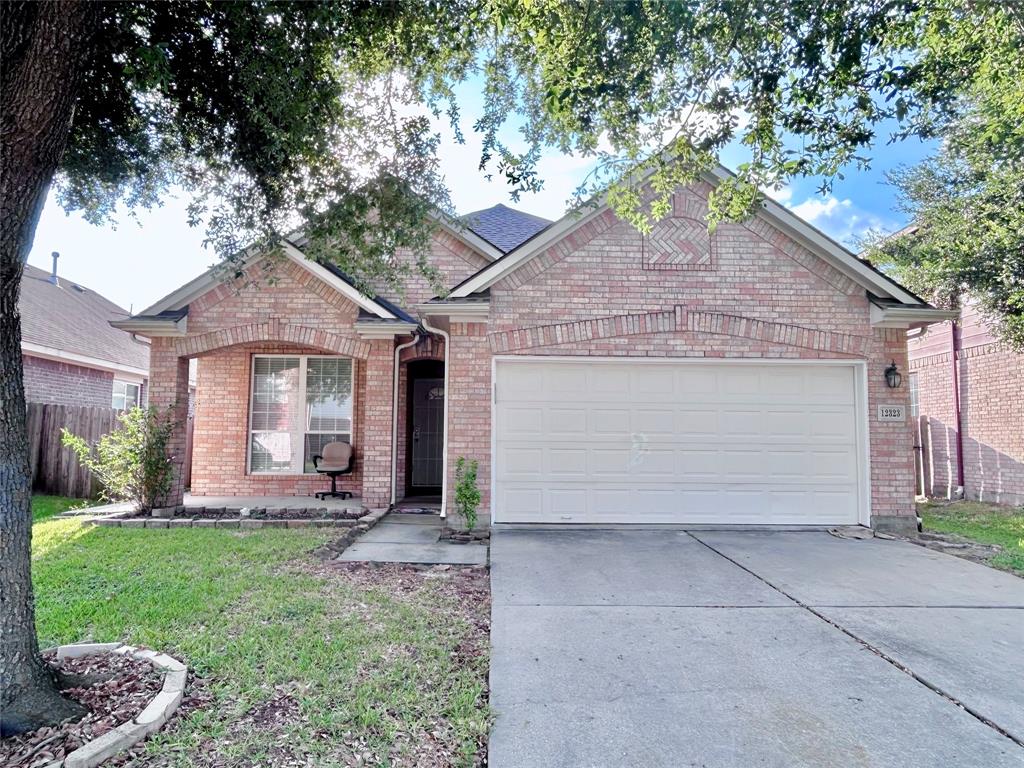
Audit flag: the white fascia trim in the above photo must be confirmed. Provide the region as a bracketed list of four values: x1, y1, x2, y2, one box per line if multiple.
[278, 241, 397, 319]
[140, 240, 400, 321]
[22, 342, 149, 378]
[109, 315, 188, 337]
[429, 211, 504, 262]
[870, 305, 959, 329]
[139, 249, 263, 316]
[416, 301, 490, 322]
[354, 320, 419, 339]
[453, 162, 925, 305]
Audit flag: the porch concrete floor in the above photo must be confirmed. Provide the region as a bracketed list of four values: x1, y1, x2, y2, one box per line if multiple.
[182, 493, 364, 512]
[338, 513, 488, 565]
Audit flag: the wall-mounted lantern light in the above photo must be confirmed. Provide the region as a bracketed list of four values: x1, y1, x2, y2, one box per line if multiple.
[884, 360, 902, 389]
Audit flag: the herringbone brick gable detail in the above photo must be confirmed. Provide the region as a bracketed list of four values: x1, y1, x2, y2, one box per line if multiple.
[489, 308, 869, 356]
[643, 216, 715, 270]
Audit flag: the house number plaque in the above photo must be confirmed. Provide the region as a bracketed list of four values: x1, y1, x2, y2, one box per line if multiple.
[877, 404, 906, 422]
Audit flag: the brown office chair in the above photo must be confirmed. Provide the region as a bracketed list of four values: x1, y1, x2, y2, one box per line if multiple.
[312, 442, 354, 500]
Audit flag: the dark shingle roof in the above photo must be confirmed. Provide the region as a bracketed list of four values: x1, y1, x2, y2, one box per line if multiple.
[19, 264, 150, 371]
[462, 204, 552, 253]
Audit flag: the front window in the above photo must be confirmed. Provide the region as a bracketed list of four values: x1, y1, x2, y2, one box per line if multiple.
[908, 372, 919, 418]
[248, 355, 354, 474]
[112, 380, 141, 410]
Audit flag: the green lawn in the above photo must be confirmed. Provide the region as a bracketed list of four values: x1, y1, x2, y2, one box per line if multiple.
[31, 494, 95, 522]
[919, 500, 1024, 576]
[30, 514, 490, 767]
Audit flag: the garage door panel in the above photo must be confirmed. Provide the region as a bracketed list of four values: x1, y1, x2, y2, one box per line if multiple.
[494, 361, 863, 525]
[547, 407, 588, 437]
[502, 406, 543, 436]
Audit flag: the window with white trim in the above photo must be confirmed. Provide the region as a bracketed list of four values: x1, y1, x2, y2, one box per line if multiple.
[248, 355, 354, 474]
[908, 372, 919, 418]
[112, 380, 141, 410]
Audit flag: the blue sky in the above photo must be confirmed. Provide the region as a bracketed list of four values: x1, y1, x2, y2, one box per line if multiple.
[27, 80, 936, 312]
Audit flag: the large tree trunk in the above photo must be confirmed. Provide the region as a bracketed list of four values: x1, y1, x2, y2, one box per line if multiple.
[1, 0, 101, 736]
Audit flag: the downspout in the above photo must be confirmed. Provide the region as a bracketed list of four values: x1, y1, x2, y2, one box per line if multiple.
[390, 333, 421, 507]
[419, 316, 450, 519]
[950, 319, 966, 498]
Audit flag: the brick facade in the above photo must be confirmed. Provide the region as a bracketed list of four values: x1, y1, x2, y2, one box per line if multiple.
[146, 183, 924, 526]
[910, 302, 1024, 506]
[446, 186, 916, 525]
[149, 233, 486, 508]
[22, 354, 115, 407]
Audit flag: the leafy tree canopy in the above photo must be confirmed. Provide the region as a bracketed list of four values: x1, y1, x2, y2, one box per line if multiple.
[38, 1, 1021, 285]
[862, 3, 1023, 347]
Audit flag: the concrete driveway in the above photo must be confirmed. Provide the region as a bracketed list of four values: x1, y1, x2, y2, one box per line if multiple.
[489, 529, 1024, 767]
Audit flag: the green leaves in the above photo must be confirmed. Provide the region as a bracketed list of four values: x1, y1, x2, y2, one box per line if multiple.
[454, 457, 481, 532]
[61, 406, 178, 511]
[863, 4, 1024, 349]
[49, 0, 1022, 296]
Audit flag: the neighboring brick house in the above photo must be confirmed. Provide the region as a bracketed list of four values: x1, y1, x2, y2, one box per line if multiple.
[114, 166, 955, 532]
[909, 299, 1024, 506]
[20, 258, 150, 408]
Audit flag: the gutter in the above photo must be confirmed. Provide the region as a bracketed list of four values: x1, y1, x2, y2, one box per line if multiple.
[390, 333, 421, 506]
[951, 319, 966, 497]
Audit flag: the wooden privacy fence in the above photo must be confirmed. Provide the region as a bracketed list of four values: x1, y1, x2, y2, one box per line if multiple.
[27, 403, 120, 499]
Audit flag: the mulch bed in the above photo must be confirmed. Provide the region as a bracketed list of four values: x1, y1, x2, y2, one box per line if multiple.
[0, 651, 162, 768]
[125, 507, 364, 521]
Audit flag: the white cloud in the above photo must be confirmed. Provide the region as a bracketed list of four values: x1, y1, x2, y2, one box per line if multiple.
[785, 193, 896, 248]
[763, 184, 793, 205]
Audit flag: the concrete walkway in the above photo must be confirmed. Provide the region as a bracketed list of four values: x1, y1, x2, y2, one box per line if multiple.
[489, 529, 1024, 767]
[338, 513, 487, 565]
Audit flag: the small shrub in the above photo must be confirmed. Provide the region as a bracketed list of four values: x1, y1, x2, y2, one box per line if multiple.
[62, 406, 178, 512]
[454, 457, 481, 531]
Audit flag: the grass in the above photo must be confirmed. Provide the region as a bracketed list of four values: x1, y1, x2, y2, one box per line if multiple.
[918, 500, 1024, 576]
[30, 494, 96, 522]
[29, 515, 490, 766]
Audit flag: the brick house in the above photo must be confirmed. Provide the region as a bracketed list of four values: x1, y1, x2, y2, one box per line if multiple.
[20, 257, 150, 408]
[113, 167, 955, 532]
[909, 299, 1024, 506]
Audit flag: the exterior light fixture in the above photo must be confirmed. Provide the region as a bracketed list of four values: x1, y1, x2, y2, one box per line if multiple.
[884, 360, 902, 389]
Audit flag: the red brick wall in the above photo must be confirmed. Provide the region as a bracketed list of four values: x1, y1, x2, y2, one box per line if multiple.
[376, 230, 491, 308]
[911, 328, 1024, 506]
[22, 354, 114, 407]
[446, 185, 916, 523]
[151, 256, 395, 504]
[445, 323, 491, 523]
[189, 342, 366, 499]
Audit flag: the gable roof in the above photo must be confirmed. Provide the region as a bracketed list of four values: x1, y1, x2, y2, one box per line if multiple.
[447, 164, 932, 307]
[462, 204, 552, 253]
[112, 240, 415, 336]
[20, 263, 150, 373]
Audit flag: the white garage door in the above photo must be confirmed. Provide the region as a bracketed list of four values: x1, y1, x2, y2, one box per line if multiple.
[493, 359, 865, 525]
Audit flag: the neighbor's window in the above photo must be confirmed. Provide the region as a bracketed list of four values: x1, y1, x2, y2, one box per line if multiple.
[908, 372, 919, 418]
[112, 380, 141, 410]
[248, 355, 353, 474]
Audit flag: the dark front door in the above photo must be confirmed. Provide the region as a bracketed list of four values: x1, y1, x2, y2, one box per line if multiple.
[409, 375, 444, 492]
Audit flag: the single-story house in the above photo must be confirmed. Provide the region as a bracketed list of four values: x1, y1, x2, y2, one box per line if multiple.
[112, 166, 956, 532]
[909, 298, 1024, 506]
[20, 256, 150, 409]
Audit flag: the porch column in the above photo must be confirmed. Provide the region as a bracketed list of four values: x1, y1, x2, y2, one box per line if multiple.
[360, 339, 394, 509]
[445, 322, 491, 525]
[149, 338, 190, 506]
